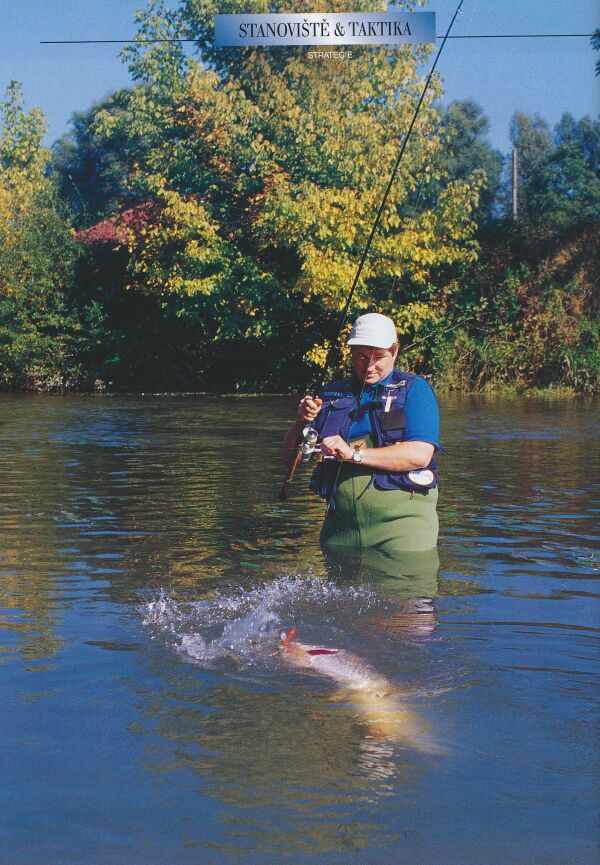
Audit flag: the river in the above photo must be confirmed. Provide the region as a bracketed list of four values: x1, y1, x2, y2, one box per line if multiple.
[1, 393, 598, 864]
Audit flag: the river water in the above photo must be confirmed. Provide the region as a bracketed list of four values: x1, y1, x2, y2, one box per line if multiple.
[1, 393, 598, 865]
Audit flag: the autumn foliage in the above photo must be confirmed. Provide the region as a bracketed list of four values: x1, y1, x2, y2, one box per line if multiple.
[1, 1, 598, 392]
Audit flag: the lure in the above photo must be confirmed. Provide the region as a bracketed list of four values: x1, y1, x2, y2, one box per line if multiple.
[281, 627, 297, 647]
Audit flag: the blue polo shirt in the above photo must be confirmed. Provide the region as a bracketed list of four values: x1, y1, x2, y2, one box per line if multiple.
[348, 372, 440, 449]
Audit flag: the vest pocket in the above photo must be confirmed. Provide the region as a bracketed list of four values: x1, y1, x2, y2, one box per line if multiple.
[376, 408, 406, 444]
[319, 396, 356, 439]
[374, 469, 438, 492]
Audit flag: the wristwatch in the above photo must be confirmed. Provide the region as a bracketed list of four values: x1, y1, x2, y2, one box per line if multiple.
[351, 450, 364, 464]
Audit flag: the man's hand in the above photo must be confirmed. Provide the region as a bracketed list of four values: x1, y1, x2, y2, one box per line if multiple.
[321, 435, 354, 461]
[297, 395, 323, 424]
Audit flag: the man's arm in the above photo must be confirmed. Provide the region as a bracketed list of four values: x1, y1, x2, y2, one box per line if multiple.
[282, 395, 323, 464]
[320, 436, 434, 470]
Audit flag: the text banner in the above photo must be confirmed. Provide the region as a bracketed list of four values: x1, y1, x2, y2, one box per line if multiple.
[215, 12, 436, 47]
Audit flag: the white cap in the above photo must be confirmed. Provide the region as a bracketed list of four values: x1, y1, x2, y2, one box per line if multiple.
[347, 313, 397, 349]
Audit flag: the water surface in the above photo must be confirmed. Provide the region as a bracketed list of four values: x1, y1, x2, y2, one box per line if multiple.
[1, 393, 598, 864]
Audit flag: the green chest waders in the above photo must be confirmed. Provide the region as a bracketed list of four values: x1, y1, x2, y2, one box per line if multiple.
[320, 437, 439, 554]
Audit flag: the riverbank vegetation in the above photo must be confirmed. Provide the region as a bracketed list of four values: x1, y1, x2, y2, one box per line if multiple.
[1, 1, 598, 394]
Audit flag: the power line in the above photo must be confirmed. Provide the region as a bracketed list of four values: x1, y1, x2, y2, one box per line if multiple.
[442, 33, 595, 39]
[40, 33, 595, 44]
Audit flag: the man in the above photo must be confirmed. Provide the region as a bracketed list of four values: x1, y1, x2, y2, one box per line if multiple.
[283, 313, 440, 553]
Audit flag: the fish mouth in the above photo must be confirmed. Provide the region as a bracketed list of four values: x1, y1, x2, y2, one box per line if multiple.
[279, 628, 340, 657]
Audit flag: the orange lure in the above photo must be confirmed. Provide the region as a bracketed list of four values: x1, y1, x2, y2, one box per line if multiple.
[281, 627, 297, 647]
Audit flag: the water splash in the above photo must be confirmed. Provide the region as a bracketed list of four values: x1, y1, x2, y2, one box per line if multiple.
[141, 573, 378, 668]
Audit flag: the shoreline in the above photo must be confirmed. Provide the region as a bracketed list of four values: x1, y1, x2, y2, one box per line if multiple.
[0, 385, 597, 399]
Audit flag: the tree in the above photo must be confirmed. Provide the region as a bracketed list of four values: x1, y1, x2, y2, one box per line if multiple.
[592, 29, 600, 77]
[510, 111, 600, 229]
[510, 111, 552, 222]
[554, 113, 600, 174]
[50, 92, 147, 228]
[90, 0, 484, 387]
[438, 99, 503, 222]
[0, 82, 95, 390]
[535, 114, 600, 228]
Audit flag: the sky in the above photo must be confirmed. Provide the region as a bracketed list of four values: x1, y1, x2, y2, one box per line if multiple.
[1, 0, 598, 154]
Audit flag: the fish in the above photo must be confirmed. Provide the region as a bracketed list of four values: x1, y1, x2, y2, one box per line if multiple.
[279, 629, 444, 753]
[280, 631, 389, 692]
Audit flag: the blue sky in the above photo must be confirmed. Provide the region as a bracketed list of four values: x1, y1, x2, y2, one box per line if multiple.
[1, 0, 598, 154]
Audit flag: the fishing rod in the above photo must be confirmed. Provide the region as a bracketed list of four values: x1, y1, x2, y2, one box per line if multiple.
[279, 0, 466, 500]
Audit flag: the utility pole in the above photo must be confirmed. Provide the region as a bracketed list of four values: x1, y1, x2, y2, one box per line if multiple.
[512, 147, 519, 220]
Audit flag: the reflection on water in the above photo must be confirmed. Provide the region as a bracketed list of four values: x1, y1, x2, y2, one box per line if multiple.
[137, 570, 445, 855]
[0, 393, 598, 865]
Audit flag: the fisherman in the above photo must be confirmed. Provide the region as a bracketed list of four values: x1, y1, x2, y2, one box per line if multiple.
[283, 313, 440, 553]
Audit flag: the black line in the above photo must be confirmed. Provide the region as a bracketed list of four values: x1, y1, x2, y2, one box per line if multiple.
[40, 33, 594, 44]
[442, 33, 594, 39]
[40, 39, 192, 44]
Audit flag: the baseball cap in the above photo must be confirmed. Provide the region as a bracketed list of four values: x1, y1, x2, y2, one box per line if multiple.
[347, 313, 397, 349]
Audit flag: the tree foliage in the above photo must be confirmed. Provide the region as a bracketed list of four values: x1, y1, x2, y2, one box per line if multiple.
[430, 224, 600, 393]
[510, 111, 600, 228]
[438, 99, 503, 222]
[592, 29, 600, 77]
[0, 83, 96, 390]
[85, 0, 484, 386]
[3, 3, 599, 394]
[50, 92, 147, 228]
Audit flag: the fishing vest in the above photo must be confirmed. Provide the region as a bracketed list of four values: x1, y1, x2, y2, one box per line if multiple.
[309, 368, 438, 499]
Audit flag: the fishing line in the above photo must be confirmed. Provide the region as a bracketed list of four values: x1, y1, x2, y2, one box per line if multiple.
[318, 0, 467, 387]
[320, 1, 478, 513]
[280, 0, 467, 500]
[397, 4, 487, 360]
[393, 0, 478, 346]
[398, 0, 477, 253]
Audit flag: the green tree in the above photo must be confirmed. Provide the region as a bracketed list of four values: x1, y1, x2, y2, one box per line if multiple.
[510, 111, 600, 229]
[510, 111, 552, 221]
[91, 0, 484, 387]
[554, 113, 600, 174]
[50, 92, 147, 228]
[438, 99, 503, 222]
[0, 82, 96, 390]
[592, 29, 600, 76]
[532, 115, 600, 228]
